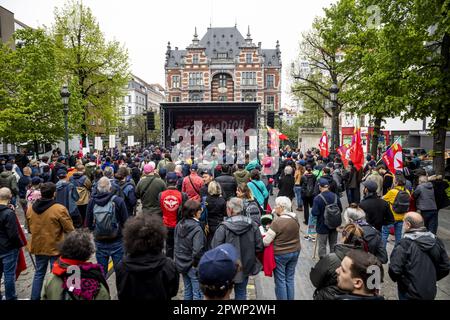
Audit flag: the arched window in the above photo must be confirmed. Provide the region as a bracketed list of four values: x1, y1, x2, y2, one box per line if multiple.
[219, 74, 227, 88]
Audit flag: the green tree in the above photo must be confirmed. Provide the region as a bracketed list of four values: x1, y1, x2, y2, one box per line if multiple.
[52, 0, 130, 143]
[0, 28, 70, 155]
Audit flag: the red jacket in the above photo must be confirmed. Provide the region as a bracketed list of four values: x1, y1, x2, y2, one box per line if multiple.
[182, 173, 204, 201]
[160, 188, 183, 228]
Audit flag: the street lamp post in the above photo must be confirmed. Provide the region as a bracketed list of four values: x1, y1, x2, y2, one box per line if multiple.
[278, 110, 283, 148]
[143, 86, 148, 148]
[60, 85, 71, 157]
[329, 83, 340, 160]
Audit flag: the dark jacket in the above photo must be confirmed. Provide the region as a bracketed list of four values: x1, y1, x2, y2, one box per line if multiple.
[335, 293, 385, 300]
[310, 244, 361, 300]
[116, 179, 137, 217]
[174, 218, 206, 273]
[115, 251, 179, 300]
[346, 166, 363, 189]
[205, 195, 227, 229]
[55, 180, 80, 217]
[356, 220, 388, 264]
[0, 205, 23, 254]
[313, 174, 338, 196]
[431, 179, 449, 210]
[311, 191, 343, 234]
[86, 192, 129, 242]
[300, 172, 316, 198]
[0, 171, 19, 196]
[215, 173, 237, 201]
[389, 228, 450, 300]
[413, 182, 438, 211]
[50, 162, 66, 183]
[278, 174, 295, 199]
[18, 175, 31, 198]
[211, 215, 264, 283]
[359, 193, 394, 231]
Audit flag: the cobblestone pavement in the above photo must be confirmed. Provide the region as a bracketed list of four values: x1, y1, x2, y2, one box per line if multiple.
[3, 189, 450, 300]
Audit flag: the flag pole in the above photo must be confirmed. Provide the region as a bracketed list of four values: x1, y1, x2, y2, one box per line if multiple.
[376, 136, 402, 165]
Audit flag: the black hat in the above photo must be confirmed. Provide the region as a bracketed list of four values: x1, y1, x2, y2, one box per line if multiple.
[362, 180, 378, 193]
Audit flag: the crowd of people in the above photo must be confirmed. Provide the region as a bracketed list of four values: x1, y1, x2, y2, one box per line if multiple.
[0, 145, 449, 301]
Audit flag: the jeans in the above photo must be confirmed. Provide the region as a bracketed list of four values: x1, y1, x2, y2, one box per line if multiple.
[294, 186, 303, 209]
[273, 251, 300, 300]
[317, 230, 338, 259]
[165, 227, 175, 259]
[234, 276, 249, 300]
[302, 196, 314, 224]
[31, 255, 58, 300]
[95, 239, 124, 276]
[382, 221, 403, 248]
[420, 210, 438, 234]
[0, 249, 19, 300]
[182, 267, 202, 300]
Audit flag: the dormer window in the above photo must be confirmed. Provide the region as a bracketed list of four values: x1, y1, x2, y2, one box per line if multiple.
[217, 52, 227, 59]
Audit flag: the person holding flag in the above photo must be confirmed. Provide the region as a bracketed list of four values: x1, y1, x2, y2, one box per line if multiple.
[344, 125, 364, 204]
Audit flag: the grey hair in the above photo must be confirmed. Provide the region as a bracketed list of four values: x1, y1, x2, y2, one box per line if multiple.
[227, 197, 243, 215]
[344, 206, 366, 224]
[104, 166, 114, 178]
[175, 165, 183, 173]
[284, 166, 293, 175]
[418, 175, 428, 185]
[97, 177, 112, 193]
[404, 213, 425, 229]
[275, 196, 292, 212]
[0, 187, 12, 201]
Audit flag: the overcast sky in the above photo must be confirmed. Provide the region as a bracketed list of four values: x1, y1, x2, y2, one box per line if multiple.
[1, 0, 336, 105]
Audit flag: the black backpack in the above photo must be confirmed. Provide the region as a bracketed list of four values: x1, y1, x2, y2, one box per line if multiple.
[319, 193, 342, 229]
[243, 199, 263, 225]
[392, 190, 410, 214]
[305, 175, 315, 197]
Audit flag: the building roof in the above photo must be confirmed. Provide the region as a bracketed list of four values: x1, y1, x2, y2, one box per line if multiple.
[166, 26, 281, 68]
[199, 26, 246, 58]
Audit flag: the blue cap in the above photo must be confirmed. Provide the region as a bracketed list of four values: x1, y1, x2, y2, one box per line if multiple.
[58, 156, 65, 162]
[31, 177, 43, 185]
[318, 178, 330, 187]
[57, 169, 67, 178]
[191, 163, 198, 171]
[198, 243, 238, 286]
[166, 172, 178, 183]
[5, 163, 13, 171]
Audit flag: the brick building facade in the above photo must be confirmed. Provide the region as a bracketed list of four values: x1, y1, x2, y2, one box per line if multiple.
[164, 26, 282, 112]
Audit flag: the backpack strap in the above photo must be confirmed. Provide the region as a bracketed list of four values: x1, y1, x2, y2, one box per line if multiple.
[318, 193, 329, 206]
[251, 180, 267, 199]
[188, 176, 200, 195]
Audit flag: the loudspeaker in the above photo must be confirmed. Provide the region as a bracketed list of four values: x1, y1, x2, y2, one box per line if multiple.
[267, 111, 275, 128]
[146, 111, 155, 130]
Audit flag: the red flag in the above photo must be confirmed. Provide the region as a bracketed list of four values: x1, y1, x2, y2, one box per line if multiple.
[319, 131, 329, 158]
[14, 214, 27, 280]
[382, 141, 403, 174]
[336, 144, 350, 168]
[349, 127, 364, 170]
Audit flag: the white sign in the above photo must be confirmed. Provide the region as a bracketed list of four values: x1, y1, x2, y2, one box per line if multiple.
[94, 137, 103, 150]
[218, 142, 226, 150]
[128, 135, 134, 147]
[109, 135, 116, 149]
[249, 135, 258, 151]
[82, 147, 89, 156]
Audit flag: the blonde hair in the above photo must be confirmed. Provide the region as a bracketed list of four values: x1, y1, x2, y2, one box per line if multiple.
[208, 181, 222, 196]
[23, 167, 32, 176]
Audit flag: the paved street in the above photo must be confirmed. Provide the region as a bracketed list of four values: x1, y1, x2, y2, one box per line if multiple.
[2, 188, 450, 300]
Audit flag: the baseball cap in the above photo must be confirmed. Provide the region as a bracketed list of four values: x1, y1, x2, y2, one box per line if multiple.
[362, 180, 378, 193]
[143, 162, 155, 174]
[58, 156, 65, 162]
[200, 169, 212, 176]
[57, 169, 67, 178]
[5, 163, 13, 171]
[198, 243, 239, 286]
[191, 163, 198, 171]
[318, 178, 330, 187]
[166, 172, 178, 183]
[31, 177, 43, 185]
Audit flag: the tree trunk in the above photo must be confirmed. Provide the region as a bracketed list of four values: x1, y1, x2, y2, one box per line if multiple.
[433, 116, 448, 176]
[371, 116, 382, 159]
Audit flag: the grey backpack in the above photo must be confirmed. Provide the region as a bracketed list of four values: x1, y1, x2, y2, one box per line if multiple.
[319, 193, 342, 229]
[93, 195, 119, 241]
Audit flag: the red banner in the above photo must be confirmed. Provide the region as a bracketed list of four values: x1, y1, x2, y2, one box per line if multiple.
[349, 127, 364, 170]
[319, 131, 329, 158]
[382, 141, 403, 174]
[336, 144, 350, 168]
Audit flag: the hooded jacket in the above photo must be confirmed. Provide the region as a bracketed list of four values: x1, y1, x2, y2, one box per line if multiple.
[174, 218, 206, 273]
[389, 228, 450, 300]
[211, 214, 264, 283]
[413, 182, 438, 211]
[86, 192, 129, 242]
[0, 204, 23, 254]
[115, 251, 179, 300]
[310, 243, 362, 300]
[234, 169, 250, 185]
[215, 173, 237, 201]
[69, 172, 92, 206]
[359, 193, 394, 231]
[55, 180, 80, 217]
[0, 171, 19, 196]
[26, 199, 74, 256]
[136, 175, 167, 215]
[355, 220, 388, 264]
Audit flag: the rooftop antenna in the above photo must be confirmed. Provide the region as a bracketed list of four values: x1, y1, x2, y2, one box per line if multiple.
[235, 17, 237, 28]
